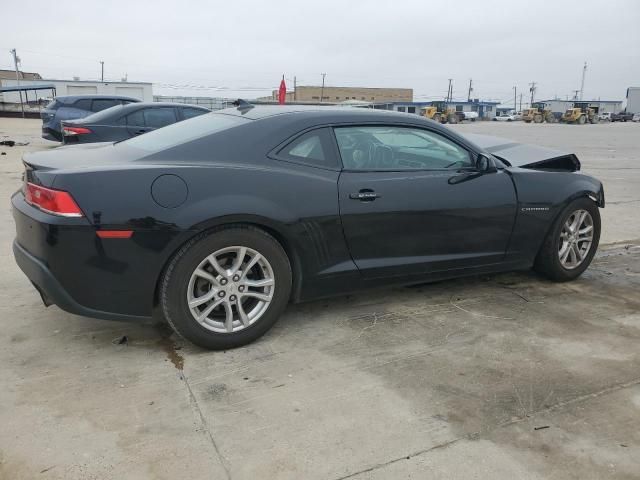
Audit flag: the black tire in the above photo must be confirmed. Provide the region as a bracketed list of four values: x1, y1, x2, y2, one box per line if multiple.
[534, 197, 601, 282]
[160, 226, 292, 350]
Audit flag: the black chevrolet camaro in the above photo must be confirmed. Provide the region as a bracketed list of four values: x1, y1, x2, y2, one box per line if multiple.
[12, 105, 604, 349]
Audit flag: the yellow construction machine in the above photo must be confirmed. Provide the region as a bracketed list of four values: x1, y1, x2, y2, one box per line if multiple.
[421, 102, 459, 124]
[561, 106, 599, 124]
[522, 103, 557, 123]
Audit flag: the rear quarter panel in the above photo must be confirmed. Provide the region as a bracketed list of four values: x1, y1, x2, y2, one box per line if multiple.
[51, 159, 353, 306]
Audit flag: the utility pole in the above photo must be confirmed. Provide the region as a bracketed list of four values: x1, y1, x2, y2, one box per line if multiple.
[529, 81, 537, 106]
[446, 78, 453, 105]
[572, 90, 580, 101]
[519, 93, 523, 112]
[579, 61, 587, 101]
[467, 79, 473, 102]
[293, 76, 297, 101]
[513, 86, 517, 112]
[100, 61, 104, 82]
[10, 49, 25, 118]
[320, 73, 326, 103]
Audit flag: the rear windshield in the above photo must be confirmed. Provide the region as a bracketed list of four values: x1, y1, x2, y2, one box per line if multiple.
[118, 113, 249, 152]
[45, 99, 60, 110]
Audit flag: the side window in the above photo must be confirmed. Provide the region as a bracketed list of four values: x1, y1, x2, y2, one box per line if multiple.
[334, 126, 473, 171]
[276, 128, 337, 169]
[126, 110, 145, 126]
[144, 108, 177, 128]
[92, 99, 117, 112]
[73, 98, 92, 111]
[182, 107, 207, 119]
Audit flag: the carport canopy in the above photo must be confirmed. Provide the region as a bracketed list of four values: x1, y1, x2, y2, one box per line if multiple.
[0, 83, 56, 93]
[1, 83, 56, 117]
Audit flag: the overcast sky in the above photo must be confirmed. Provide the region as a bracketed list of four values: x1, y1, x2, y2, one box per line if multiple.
[2, 0, 639, 106]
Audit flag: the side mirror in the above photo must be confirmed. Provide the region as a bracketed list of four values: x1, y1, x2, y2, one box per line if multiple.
[477, 153, 498, 173]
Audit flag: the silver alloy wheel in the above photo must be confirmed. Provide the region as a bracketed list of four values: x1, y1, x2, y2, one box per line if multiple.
[558, 209, 594, 270]
[187, 246, 275, 333]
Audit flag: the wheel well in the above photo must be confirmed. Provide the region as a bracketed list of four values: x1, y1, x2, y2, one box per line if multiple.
[152, 221, 301, 308]
[534, 194, 599, 261]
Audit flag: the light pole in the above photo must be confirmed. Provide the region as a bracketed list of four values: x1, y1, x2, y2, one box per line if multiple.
[10, 49, 25, 118]
[320, 73, 326, 103]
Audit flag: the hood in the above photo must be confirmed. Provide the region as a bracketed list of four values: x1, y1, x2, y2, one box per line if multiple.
[461, 133, 580, 171]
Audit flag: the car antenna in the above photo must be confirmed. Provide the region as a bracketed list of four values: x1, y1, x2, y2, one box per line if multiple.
[232, 99, 254, 113]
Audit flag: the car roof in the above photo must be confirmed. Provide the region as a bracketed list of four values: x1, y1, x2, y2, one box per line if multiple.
[58, 95, 141, 102]
[219, 104, 414, 121]
[67, 102, 210, 124]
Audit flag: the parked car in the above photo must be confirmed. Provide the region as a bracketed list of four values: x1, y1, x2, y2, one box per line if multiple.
[494, 112, 516, 121]
[632, 113, 640, 122]
[12, 105, 604, 350]
[611, 111, 634, 122]
[462, 111, 479, 121]
[598, 112, 612, 122]
[61, 103, 210, 144]
[41, 95, 140, 141]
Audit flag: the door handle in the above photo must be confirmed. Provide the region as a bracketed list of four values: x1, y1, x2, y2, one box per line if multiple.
[349, 190, 380, 201]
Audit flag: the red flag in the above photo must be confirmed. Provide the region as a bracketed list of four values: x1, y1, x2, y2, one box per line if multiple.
[278, 76, 287, 105]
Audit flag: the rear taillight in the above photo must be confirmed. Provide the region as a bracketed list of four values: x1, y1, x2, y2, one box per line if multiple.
[25, 182, 83, 217]
[62, 126, 92, 136]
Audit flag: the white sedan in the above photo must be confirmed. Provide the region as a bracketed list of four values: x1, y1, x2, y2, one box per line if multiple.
[494, 113, 516, 122]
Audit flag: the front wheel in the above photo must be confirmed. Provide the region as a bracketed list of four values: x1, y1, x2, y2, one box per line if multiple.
[534, 198, 600, 281]
[160, 227, 292, 349]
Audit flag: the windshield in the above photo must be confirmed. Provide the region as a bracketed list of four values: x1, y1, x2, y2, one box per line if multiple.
[117, 112, 250, 152]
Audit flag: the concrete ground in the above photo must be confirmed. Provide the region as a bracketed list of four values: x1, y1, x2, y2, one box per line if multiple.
[0, 118, 639, 480]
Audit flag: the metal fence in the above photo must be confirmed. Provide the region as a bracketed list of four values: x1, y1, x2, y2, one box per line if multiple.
[153, 96, 233, 111]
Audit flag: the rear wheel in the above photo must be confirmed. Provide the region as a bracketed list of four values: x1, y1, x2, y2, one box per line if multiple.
[160, 227, 292, 349]
[578, 115, 586, 124]
[534, 198, 600, 281]
[433, 113, 442, 123]
[447, 114, 458, 124]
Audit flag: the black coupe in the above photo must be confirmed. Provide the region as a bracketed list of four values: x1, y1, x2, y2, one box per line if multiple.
[12, 105, 604, 349]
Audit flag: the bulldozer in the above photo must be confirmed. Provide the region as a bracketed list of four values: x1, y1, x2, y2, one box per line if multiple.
[421, 102, 459, 124]
[522, 103, 557, 123]
[561, 106, 599, 124]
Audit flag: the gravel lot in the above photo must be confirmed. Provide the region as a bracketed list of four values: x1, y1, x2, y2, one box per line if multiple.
[1, 118, 639, 480]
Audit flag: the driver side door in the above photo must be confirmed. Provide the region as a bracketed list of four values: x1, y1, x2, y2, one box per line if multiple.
[335, 125, 517, 278]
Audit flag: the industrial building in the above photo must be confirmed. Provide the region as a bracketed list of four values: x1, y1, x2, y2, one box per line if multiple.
[626, 87, 640, 113]
[0, 70, 153, 110]
[378, 99, 500, 120]
[261, 85, 413, 103]
[535, 99, 623, 115]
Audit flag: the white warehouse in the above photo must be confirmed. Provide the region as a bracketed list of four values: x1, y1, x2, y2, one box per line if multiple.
[626, 87, 640, 114]
[0, 74, 153, 105]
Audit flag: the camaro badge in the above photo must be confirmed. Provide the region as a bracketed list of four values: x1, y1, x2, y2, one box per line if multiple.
[522, 207, 550, 212]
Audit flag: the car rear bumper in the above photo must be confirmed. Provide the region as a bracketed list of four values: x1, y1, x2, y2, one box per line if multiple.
[13, 239, 150, 322]
[11, 191, 154, 323]
[42, 127, 62, 142]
